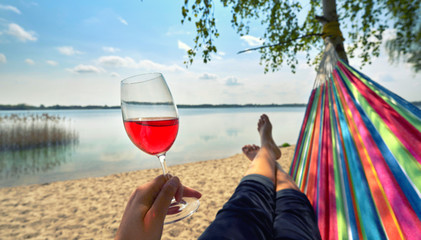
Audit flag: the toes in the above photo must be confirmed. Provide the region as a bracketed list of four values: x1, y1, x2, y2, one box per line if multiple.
[243, 144, 259, 150]
[258, 114, 269, 128]
[251, 145, 260, 151]
[242, 145, 251, 153]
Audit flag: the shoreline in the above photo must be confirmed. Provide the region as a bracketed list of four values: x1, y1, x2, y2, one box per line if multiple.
[0, 145, 295, 239]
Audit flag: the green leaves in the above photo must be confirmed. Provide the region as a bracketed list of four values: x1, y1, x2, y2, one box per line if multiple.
[181, 0, 218, 65]
[181, 0, 421, 73]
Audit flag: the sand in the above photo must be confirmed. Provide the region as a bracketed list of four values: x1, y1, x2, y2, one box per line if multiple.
[0, 145, 295, 240]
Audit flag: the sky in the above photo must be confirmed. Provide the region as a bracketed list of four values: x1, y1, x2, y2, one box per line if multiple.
[0, 0, 420, 106]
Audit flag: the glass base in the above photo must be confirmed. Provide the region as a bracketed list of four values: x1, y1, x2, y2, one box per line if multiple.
[164, 197, 200, 224]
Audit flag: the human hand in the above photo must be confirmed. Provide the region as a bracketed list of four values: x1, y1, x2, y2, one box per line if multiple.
[115, 175, 202, 240]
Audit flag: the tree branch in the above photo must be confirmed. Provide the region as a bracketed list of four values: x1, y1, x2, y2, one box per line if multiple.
[237, 33, 322, 54]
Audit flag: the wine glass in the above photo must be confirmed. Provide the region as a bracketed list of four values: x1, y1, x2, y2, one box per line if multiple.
[121, 73, 199, 224]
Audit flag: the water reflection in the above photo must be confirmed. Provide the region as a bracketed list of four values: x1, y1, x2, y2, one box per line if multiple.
[200, 135, 217, 142]
[226, 128, 239, 137]
[0, 143, 78, 179]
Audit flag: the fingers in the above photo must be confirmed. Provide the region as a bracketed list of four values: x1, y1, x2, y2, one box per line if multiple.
[167, 177, 202, 202]
[139, 175, 202, 225]
[182, 186, 202, 199]
[148, 176, 181, 223]
[134, 175, 168, 208]
[174, 183, 184, 202]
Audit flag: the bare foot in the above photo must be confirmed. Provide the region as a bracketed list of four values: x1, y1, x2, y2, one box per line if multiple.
[258, 114, 281, 160]
[242, 144, 260, 161]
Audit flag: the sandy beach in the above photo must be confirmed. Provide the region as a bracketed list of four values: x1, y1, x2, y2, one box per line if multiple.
[0, 145, 295, 239]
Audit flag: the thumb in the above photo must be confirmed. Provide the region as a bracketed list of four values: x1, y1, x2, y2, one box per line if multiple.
[147, 176, 180, 224]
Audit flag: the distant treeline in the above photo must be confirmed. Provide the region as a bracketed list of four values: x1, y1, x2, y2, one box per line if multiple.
[412, 101, 421, 106]
[178, 103, 307, 108]
[0, 103, 307, 110]
[1, 101, 420, 110]
[0, 104, 120, 110]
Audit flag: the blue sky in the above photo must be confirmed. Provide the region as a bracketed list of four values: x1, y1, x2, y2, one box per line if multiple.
[0, 0, 419, 106]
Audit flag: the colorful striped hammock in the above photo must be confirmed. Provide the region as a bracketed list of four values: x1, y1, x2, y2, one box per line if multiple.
[289, 43, 421, 240]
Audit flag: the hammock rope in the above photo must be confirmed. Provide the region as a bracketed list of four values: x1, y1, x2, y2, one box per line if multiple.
[322, 21, 344, 41]
[289, 43, 421, 240]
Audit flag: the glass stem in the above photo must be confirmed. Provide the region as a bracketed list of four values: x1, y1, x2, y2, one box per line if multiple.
[158, 154, 169, 177]
[158, 154, 177, 204]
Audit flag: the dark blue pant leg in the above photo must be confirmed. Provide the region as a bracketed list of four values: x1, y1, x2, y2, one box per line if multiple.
[273, 189, 321, 240]
[199, 174, 275, 240]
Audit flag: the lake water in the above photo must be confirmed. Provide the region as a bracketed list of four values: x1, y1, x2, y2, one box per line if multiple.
[0, 107, 306, 188]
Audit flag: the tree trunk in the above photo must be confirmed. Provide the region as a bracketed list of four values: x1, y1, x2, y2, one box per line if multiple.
[322, 0, 349, 63]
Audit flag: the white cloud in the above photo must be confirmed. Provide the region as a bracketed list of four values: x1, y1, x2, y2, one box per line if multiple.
[138, 59, 185, 72]
[240, 35, 263, 47]
[57, 46, 83, 56]
[98, 55, 136, 68]
[0, 5, 21, 14]
[199, 73, 218, 80]
[0, 53, 6, 63]
[213, 51, 226, 60]
[7, 23, 37, 42]
[382, 28, 397, 42]
[110, 72, 120, 78]
[25, 58, 35, 65]
[46, 60, 58, 66]
[98, 55, 185, 72]
[225, 77, 241, 86]
[178, 40, 191, 51]
[103, 46, 120, 53]
[68, 64, 101, 74]
[118, 17, 128, 25]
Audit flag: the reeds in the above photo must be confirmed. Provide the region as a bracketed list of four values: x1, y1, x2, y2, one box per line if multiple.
[0, 113, 78, 151]
[0, 113, 79, 179]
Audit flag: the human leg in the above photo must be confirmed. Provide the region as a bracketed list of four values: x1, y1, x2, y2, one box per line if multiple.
[241, 117, 320, 239]
[275, 162, 300, 192]
[199, 114, 280, 240]
[243, 114, 281, 184]
[243, 146, 298, 192]
[273, 161, 321, 240]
